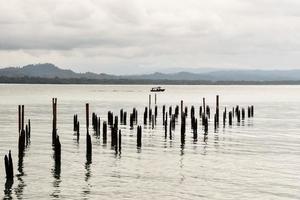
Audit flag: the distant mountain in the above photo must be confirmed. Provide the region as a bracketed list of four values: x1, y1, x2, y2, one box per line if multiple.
[1, 63, 300, 82]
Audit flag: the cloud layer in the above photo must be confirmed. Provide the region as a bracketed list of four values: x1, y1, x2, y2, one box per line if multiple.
[1, 0, 300, 74]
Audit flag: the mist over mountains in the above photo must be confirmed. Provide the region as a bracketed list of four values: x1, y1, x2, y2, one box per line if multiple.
[1, 63, 300, 82]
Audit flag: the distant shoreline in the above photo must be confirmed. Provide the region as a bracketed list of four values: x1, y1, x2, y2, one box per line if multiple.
[0, 76, 300, 85]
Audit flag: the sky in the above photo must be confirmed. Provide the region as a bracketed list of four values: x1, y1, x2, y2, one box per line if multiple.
[0, 0, 300, 74]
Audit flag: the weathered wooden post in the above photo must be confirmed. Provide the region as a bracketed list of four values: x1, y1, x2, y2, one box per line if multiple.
[86, 103, 92, 159]
[76, 121, 80, 141]
[118, 130, 122, 152]
[169, 106, 172, 116]
[216, 95, 219, 124]
[229, 111, 232, 126]
[149, 94, 151, 109]
[203, 98, 206, 116]
[124, 111, 127, 125]
[242, 108, 245, 120]
[137, 125, 142, 147]
[162, 105, 165, 125]
[199, 106, 202, 118]
[120, 109, 123, 124]
[18, 105, 21, 133]
[52, 98, 57, 145]
[223, 110, 226, 126]
[204, 117, 208, 135]
[54, 135, 61, 164]
[181, 113, 186, 145]
[21, 105, 24, 131]
[4, 151, 14, 179]
[251, 105, 254, 117]
[181, 100, 183, 115]
[103, 121, 107, 144]
[155, 93, 157, 105]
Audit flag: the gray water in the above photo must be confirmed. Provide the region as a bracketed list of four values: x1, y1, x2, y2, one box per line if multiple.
[0, 84, 299, 200]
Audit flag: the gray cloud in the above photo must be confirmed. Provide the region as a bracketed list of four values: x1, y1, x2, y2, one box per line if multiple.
[0, 0, 300, 74]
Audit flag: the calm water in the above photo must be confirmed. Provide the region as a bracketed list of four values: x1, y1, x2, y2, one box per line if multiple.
[0, 84, 299, 200]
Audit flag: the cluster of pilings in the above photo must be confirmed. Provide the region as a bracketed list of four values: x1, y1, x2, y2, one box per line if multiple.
[4, 94, 255, 183]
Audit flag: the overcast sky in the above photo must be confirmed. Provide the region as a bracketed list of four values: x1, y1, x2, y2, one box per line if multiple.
[1, 0, 300, 74]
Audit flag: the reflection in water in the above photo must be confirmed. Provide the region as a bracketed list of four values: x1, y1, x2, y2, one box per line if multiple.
[4, 179, 14, 199]
[180, 144, 185, 156]
[82, 160, 92, 198]
[85, 159, 92, 182]
[51, 153, 61, 199]
[15, 155, 26, 199]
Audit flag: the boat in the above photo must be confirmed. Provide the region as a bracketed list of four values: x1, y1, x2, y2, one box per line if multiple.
[150, 86, 165, 92]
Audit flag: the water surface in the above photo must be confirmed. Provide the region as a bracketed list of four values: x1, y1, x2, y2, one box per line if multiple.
[0, 84, 299, 199]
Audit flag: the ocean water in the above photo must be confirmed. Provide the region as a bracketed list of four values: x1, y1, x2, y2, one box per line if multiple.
[0, 84, 299, 200]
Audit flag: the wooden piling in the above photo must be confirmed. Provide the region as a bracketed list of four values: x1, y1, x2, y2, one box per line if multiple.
[54, 135, 61, 164]
[4, 151, 14, 179]
[21, 105, 24, 131]
[18, 105, 21, 133]
[86, 103, 89, 133]
[103, 121, 107, 143]
[137, 125, 142, 147]
[229, 111, 232, 126]
[216, 95, 219, 124]
[119, 130, 122, 152]
[86, 133, 92, 158]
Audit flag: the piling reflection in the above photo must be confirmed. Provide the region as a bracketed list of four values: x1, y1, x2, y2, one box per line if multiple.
[51, 151, 61, 199]
[4, 179, 14, 199]
[15, 155, 26, 199]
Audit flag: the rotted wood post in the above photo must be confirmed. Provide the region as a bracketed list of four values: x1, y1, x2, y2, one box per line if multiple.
[149, 94, 151, 109]
[169, 106, 172, 116]
[18, 105, 21, 133]
[77, 121, 80, 141]
[216, 95, 219, 124]
[181, 100, 183, 115]
[130, 113, 134, 128]
[52, 98, 57, 145]
[193, 118, 197, 140]
[242, 108, 245, 120]
[155, 105, 157, 124]
[223, 110, 226, 126]
[137, 125, 142, 147]
[229, 111, 232, 126]
[4, 150, 14, 179]
[120, 109, 123, 124]
[199, 106, 202, 118]
[21, 105, 24, 131]
[251, 105, 254, 117]
[123, 111, 127, 125]
[144, 107, 148, 125]
[54, 135, 61, 164]
[164, 119, 167, 138]
[86, 103, 92, 159]
[103, 121, 107, 143]
[18, 130, 25, 158]
[204, 117, 208, 135]
[181, 113, 186, 145]
[203, 98, 206, 116]
[118, 130, 122, 152]
[86, 103, 89, 133]
[162, 105, 165, 125]
[114, 127, 118, 153]
[248, 106, 251, 118]
[155, 93, 157, 105]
